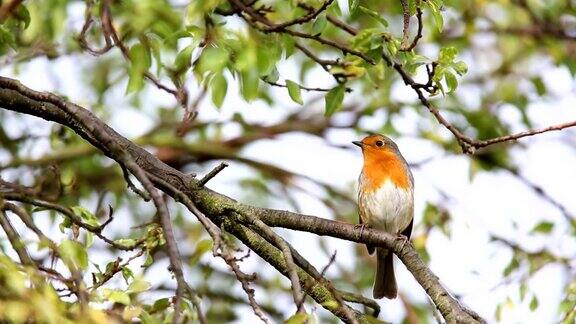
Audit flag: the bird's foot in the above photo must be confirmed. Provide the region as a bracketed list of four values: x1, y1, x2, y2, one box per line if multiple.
[396, 234, 410, 251]
[354, 223, 367, 240]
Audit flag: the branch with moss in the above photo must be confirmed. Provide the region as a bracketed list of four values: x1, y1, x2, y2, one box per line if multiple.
[0, 76, 485, 323]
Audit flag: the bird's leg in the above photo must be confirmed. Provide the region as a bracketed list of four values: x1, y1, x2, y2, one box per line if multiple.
[354, 223, 367, 240]
[396, 234, 410, 251]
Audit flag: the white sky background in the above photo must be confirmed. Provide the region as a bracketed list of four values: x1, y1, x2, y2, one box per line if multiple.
[1, 2, 576, 324]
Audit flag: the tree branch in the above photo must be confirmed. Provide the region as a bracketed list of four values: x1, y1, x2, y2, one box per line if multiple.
[0, 76, 484, 323]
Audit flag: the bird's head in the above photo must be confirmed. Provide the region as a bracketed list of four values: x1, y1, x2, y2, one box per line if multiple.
[353, 134, 400, 157]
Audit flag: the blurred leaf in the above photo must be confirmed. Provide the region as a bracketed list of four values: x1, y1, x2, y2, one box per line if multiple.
[72, 206, 99, 226]
[211, 73, 228, 108]
[197, 46, 229, 75]
[104, 289, 131, 305]
[358, 6, 388, 27]
[122, 267, 134, 284]
[127, 43, 152, 93]
[312, 15, 327, 35]
[324, 84, 346, 116]
[531, 77, 546, 96]
[150, 298, 171, 312]
[285, 312, 309, 324]
[0, 25, 16, 52]
[114, 238, 138, 248]
[59, 239, 88, 270]
[427, 0, 444, 32]
[174, 45, 194, 72]
[348, 0, 359, 14]
[445, 70, 458, 93]
[530, 295, 539, 311]
[531, 221, 554, 234]
[286, 80, 303, 105]
[453, 61, 468, 75]
[189, 238, 213, 265]
[240, 70, 260, 102]
[128, 278, 151, 293]
[519, 282, 527, 301]
[503, 255, 519, 277]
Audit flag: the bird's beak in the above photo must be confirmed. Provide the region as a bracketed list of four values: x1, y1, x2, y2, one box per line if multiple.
[352, 141, 363, 148]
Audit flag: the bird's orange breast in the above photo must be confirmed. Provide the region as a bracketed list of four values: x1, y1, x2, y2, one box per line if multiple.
[361, 149, 411, 192]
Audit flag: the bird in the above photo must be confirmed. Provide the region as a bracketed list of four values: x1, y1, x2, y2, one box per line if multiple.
[353, 134, 414, 299]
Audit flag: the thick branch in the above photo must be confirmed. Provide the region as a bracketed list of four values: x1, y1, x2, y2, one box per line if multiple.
[0, 77, 484, 323]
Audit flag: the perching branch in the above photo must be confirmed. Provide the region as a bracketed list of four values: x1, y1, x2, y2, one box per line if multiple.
[0, 76, 484, 323]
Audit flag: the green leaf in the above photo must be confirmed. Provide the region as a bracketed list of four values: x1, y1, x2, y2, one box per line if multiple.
[444, 70, 458, 93]
[0, 25, 16, 51]
[143, 252, 153, 267]
[195, 239, 213, 255]
[16, 5, 31, 29]
[531, 76, 546, 96]
[211, 73, 228, 108]
[312, 15, 327, 35]
[105, 289, 131, 305]
[174, 45, 194, 72]
[197, 46, 229, 75]
[59, 217, 72, 233]
[348, 0, 359, 14]
[427, 0, 444, 32]
[286, 80, 303, 105]
[531, 221, 554, 234]
[72, 206, 99, 226]
[519, 282, 527, 301]
[503, 256, 519, 277]
[84, 232, 94, 248]
[453, 61, 468, 76]
[59, 239, 88, 270]
[235, 45, 257, 72]
[151, 298, 171, 312]
[266, 66, 279, 83]
[122, 267, 134, 284]
[257, 40, 281, 76]
[324, 84, 346, 116]
[189, 238, 213, 265]
[128, 278, 151, 293]
[126, 43, 152, 93]
[282, 34, 296, 58]
[149, 37, 163, 76]
[358, 6, 388, 27]
[114, 238, 138, 248]
[529, 295, 539, 311]
[285, 312, 309, 324]
[438, 47, 458, 65]
[240, 70, 259, 102]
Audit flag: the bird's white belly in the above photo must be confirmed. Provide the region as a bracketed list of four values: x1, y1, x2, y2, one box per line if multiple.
[359, 180, 413, 234]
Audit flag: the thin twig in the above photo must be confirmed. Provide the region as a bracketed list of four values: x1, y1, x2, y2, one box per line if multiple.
[400, 0, 423, 51]
[265, 0, 334, 32]
[177, 86, 208, 137]
[262, 78, 333, 92]
[399, 0, 411, 49]
[198, 162, 229, 187]
[0, 204, 34, 266]
[237, 211, 307, 314]
[147, 174, 264, 323]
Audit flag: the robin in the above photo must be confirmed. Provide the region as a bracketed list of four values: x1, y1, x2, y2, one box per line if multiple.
[353, 134, 414, 299]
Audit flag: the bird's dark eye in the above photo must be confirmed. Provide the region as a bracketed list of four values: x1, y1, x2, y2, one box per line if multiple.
[375, 140, 383, 147]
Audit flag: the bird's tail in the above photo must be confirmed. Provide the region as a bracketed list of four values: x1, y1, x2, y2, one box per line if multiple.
[373, 248, 397, 299]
